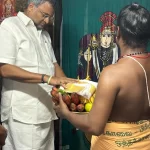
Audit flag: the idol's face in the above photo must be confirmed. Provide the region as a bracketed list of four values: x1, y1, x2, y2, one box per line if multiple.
[101, 29, 112, 48]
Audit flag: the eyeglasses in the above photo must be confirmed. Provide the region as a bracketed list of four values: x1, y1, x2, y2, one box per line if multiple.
[37, 7, 54, 21]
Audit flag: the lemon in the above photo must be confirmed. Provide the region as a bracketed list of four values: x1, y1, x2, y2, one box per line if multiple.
[85, 103, 93, 112]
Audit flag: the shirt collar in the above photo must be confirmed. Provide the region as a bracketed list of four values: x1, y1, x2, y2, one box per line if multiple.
[17, 11, 34, 26]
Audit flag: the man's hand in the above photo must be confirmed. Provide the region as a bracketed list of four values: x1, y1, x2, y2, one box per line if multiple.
[49, 76, 78, 88]
[0, 125, 7, 146]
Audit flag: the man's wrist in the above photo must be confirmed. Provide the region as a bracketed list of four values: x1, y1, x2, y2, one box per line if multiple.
[47, 76, 52, 84]
[41, 74, 46, 83]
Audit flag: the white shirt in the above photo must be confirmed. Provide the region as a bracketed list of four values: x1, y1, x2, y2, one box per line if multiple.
[0, 12, 58, 124]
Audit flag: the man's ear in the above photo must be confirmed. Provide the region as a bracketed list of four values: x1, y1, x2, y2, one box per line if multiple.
[115, 26, 120, 44]
[28, 2, 35, 11]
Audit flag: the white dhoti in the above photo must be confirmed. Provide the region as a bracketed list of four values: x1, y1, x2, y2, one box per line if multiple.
[2, 116, 54, 150]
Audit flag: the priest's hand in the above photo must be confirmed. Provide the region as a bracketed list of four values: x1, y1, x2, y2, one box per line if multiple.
[53, 94, 70, 118]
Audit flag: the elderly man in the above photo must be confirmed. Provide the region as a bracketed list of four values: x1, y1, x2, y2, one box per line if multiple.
[0, 0, 76, 149]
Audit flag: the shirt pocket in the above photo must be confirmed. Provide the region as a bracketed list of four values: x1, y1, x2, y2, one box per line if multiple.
[16, 40, 38, 70]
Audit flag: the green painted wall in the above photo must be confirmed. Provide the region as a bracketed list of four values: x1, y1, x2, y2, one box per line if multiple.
[62, 0, 150, 78]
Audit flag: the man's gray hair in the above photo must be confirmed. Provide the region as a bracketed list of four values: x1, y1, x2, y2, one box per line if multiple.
[27, 0, 56, 7]
[16, 0, 56, 12]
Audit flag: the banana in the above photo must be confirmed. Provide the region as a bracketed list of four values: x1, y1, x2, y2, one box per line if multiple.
[79, 95, 88, 104]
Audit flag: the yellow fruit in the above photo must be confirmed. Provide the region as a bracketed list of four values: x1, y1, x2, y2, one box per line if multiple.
[79, 95, 88, 104]
[89, 96, 94, 103]
[93, 93, 95, 98]
[85, 103, 93, 112]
